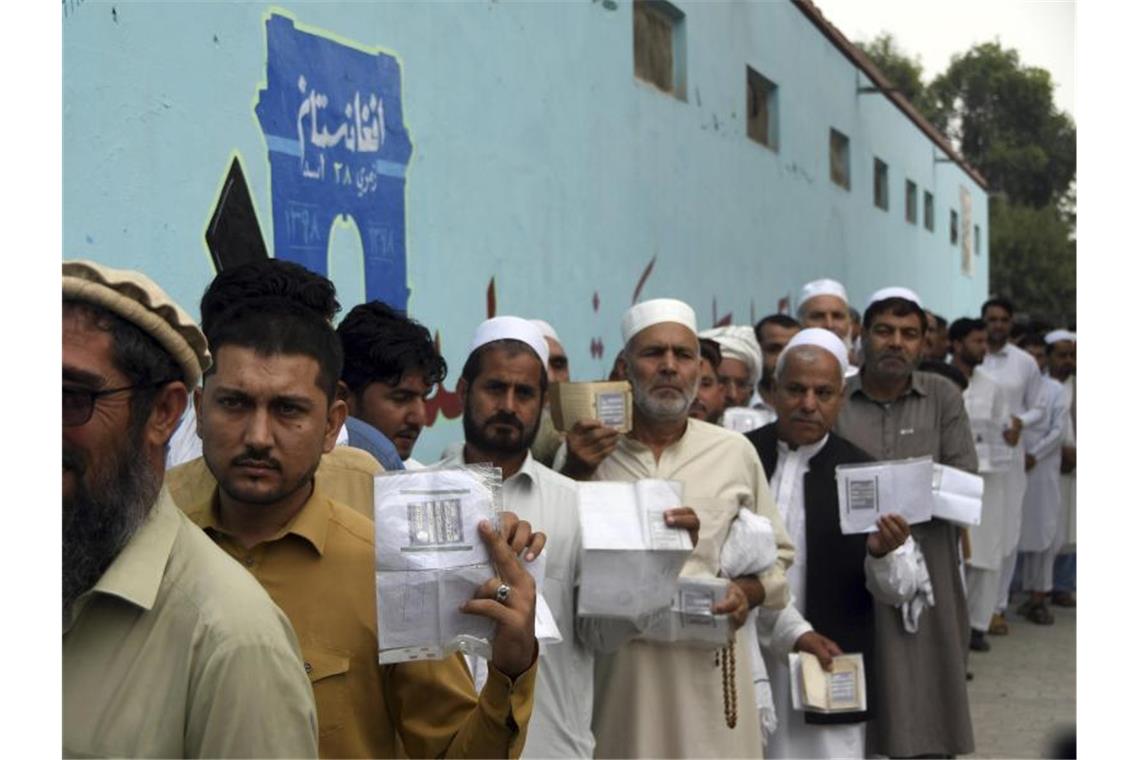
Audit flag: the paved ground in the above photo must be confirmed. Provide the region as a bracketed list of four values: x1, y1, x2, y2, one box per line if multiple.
[964, 591, 1076, 758]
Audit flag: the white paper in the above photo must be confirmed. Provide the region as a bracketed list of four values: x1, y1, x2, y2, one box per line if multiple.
[722, 406, 771, 434]
[577, 479, 694, 620]
[788, 652, 867, 713]
[638, 576, 733, 648]
[835, 457, 934, 535]
[931, 463, 984, 528]
[970, 417, 1013, 473]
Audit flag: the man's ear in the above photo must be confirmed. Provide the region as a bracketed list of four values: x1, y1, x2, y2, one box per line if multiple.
[456, 377, 469, 407]
[148, 381, 189, 449]
[193, 386, 204, 440]
[324, 398, 348, 453]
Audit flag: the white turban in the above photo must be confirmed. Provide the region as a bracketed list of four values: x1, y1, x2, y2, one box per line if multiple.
[1045, 329, 1076, 345]
[776, 327, 850, 381]
[699, 325, 763, 387]
[797, 278, 848, 312]
[621, 298, 698, 345]
[468, 316, 550, 369]
[865, 286, 922, 312]
[530, 319, 561, 344]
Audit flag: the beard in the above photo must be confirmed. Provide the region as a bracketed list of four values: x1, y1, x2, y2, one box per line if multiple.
[63, 430, 161, 619]
[463, 398, 541, 458]
[630, 371, 699, 422]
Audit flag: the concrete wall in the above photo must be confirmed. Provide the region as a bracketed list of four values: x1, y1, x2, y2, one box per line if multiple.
[64, 0, 988, 459]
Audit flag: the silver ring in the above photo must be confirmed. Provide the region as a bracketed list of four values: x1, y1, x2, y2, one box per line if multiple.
[495, 583, 511, 603]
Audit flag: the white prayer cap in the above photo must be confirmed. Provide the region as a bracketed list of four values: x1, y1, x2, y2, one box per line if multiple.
[797, 278, 848, 311]
[1045, 329, 1076, 345]
[468, 316, 550, 369]
[698, 325, 763, 387]
[621, 298, 698, 345]
[865, 286, 923, 312]
[776, 327, 850, 381]
[529, 319, 561, 344]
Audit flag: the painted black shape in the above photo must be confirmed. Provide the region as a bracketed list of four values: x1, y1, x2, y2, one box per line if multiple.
[205, 157, 269, 272]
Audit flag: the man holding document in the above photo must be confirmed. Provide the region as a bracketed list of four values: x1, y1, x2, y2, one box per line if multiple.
[745, 328, 917, 759]
[566, 297, 795, 758]
[176, 293, 542, 758]
[835, 288, 978, 758]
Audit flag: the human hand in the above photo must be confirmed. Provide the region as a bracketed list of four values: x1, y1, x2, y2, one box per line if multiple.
[561, 419, 620, 480]
[664, 506, 700, 548]
[794, 630, 843, 671]
[1025, 453, 1037, 472]
[462, 520, 538, 680]
[1003, 416, 1023, 447]
[711, 581, 751, 630]
[500, 510, 547, 562]
[1061, 445, 1076, 474]
[867, 513, 910, 558]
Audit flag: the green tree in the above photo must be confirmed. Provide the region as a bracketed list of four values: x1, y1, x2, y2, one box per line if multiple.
[988, 198, 1075, 327]
[856, 33, 934, 117]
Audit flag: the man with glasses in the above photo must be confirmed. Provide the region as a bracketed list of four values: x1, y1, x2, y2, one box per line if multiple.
[62, 260, 318, 757]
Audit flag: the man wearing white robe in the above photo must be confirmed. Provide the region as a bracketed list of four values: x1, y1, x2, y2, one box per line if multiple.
[1015, 333, 1069, 625]
[1051, 332, 1077, 606]
[979, 297, 1045, 634]
[950, 318, 1017, 653]
[566, 298, 795, 759]
[747, 330, 917, 759]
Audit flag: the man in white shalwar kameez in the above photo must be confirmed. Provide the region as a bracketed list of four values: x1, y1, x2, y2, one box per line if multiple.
[979, 297, 1045, 634]
[1050, 333, 1077, 605]
[746, 330, 918, 759]
[950, 318, 1017, 653]
[566, 298, 795, 759]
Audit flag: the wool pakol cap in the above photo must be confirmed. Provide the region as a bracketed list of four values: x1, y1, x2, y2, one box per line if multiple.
[797, 278, 849, 311]
[778, 327, 850, 379]
[468, 316, 550, 369]
[1045, 329, 1076, 345]
[865, 286, 923, 312]
[698, 325, 763, 387]
[530, 319, 561, 344]
[63, 259, 211, 386]
[621, 298, 698, 345]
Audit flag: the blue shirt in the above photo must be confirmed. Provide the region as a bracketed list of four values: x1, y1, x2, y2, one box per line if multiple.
[344, 416, 405, 471]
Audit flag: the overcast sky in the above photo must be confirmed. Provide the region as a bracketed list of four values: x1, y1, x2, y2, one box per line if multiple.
[812, 0, 1076, 121]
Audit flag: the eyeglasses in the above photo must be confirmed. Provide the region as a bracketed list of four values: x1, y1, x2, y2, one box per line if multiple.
[63, 380, 175, 427]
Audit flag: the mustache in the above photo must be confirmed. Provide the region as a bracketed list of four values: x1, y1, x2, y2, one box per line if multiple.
[483, 412, 524, 431]
[232, 450, 282, 470]
[63, 446, 86, 477]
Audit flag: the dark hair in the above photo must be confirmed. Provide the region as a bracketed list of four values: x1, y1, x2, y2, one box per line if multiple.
[918, 360, 968, 391]
[460, 339, 548, 395]
[204, 297, 343, 401]
[337, 301, 447, 393]
[754, 313, 799, 345]
[863, 297, 928, 334]
[698, 337, 723, 369]
[63, 299, 182, 434]
[1017, 332, 1047, 351]
[948, 317, 986, 344]
[200, 259, 340, 338]
[981, 296, 1015, 319]
[930, 313, 948, 330]
[847, 305, 861, 325]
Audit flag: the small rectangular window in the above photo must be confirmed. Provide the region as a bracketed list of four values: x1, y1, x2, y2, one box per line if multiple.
[905, 180, 917, 224]
[634, 0, 686, 100]
[746, 67, 779, 151]
[829, 129, 850, 190]
[974, 224, 982, 255]
[873, 158, 889, 211]
[923, 190, 934, 231]
[950, 209, 959, 245]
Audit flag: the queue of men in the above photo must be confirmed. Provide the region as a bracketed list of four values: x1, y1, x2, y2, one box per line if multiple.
[63, 260, 1075, 759]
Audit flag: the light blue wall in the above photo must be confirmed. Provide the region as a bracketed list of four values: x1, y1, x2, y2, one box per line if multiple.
[64, 0, 988, 459]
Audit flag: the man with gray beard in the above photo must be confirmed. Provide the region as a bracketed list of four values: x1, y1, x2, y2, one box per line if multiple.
[62, 260, 318, 758]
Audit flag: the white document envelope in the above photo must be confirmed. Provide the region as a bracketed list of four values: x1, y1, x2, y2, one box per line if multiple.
[932, 464, 984, 528]
[577, 479, 693, 619]
[638, 576, 733, 648]
[835, 457, 934, 535]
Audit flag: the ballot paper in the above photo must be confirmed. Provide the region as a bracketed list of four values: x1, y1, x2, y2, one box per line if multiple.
[970, 417, 1014, 473]
[789, 652, 867, 713]
[549, 381, 633, 433]
[835, 457, 934, 534]
[638, 576, 734, 648]
[374, 466, 503, 664]
[722, 407, 771, 434]
[577, 479, 694, 620]
[931, 463, 985, 528]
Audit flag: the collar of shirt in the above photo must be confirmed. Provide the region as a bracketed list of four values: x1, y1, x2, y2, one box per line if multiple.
[847, 370, 929, 403]
[68, 487, 181, 629]
[183, 482, 332, 557]
[775, 433, 829, 464]
[439, 446, 538, 491]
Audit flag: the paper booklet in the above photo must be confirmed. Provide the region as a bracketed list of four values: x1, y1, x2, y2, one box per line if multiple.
[835, 457, 934, 534]
[549, 381, 633, 433]
[576, 479, 694, 621]
[932, 463, 984, 528]
[721, 407, 771, 434]
[789, 652, 867, 713]
[637, 576, 734, 648]
[373, 465, 502, 664]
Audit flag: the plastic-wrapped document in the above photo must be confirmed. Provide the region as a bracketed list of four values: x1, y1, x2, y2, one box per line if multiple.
[722, 407, 772, 434]
[374, 465, 502, 664]
[638, 576, 733, 648]
[835, 457, 934, 534]
[577, 479, 693, 620]
[931, 463, 984, 527]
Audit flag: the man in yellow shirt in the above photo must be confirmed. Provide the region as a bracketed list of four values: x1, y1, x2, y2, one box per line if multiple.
[62, 260, 318, 758]
[182, 292, 541, 757]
